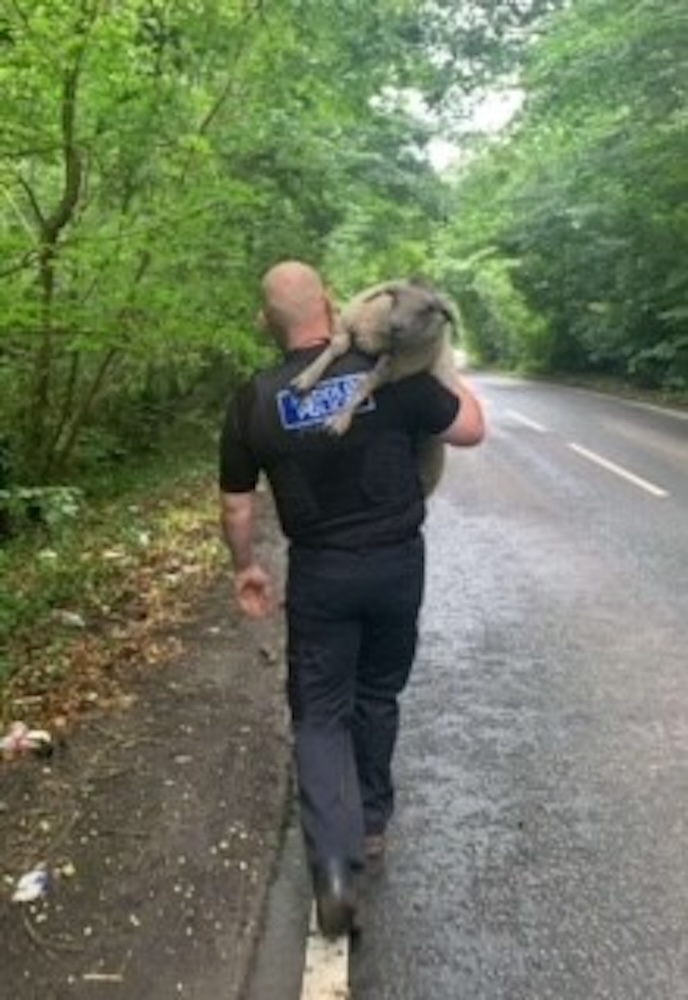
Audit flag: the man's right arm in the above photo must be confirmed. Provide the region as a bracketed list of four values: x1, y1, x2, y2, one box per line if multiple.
[220, 490, 256, 572]
[219, 383, 276, 618]
[220, 489, 275, 618]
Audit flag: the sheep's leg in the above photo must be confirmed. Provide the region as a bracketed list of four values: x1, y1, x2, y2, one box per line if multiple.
[291, 327, 352, 394]
[325, 354, 391, 436]
[417, 439, 445, 496]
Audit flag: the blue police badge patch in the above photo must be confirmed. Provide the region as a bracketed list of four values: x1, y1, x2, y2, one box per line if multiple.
[277, 373, 375, 431]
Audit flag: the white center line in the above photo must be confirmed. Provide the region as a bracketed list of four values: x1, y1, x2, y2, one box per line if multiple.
[568, 442, 670, 498]
[505, 409, 548, 433]
[300, 904, 350, 999]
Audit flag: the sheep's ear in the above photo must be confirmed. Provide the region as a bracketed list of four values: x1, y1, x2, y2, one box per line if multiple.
[436, 292, 461, 336]
[437, 292, 457, 320]
[358, 279, 403, 304]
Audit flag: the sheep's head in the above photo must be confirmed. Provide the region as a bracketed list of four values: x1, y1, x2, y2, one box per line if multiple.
[387, 280, 456, 352]
[341, 277, 457, 356]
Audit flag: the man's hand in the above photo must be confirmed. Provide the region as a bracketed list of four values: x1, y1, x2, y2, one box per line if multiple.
[234, 563, 275, 618]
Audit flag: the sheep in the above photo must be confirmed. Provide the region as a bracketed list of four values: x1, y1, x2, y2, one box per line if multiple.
[291, 278, 460, 494]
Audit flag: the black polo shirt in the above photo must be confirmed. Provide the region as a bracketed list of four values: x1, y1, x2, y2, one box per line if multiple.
[219, 347, 458, 550]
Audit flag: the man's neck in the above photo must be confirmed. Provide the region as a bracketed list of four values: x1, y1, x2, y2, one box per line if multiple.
[287, 326, 332, 351]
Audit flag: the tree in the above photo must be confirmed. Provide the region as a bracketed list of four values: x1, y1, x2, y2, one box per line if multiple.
[0, 0, 568, 488]
[437, 0, 688, 388]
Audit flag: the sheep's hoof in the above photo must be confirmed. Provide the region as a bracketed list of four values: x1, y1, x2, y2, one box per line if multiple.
[325, 411, 353, 436]
[291, 371, 317, 394]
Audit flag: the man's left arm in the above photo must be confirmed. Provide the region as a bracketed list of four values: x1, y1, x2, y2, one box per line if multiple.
[439, 370, 485, 448]
[404, 371, 486, 446]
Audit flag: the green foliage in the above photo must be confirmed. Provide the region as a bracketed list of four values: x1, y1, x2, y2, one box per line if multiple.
[0, 497, 226, 708]
[0, 0, 571, 499]
[0, 485, 83, 533]
[436, 0, 688, 390]
[457, 257, 552, 372]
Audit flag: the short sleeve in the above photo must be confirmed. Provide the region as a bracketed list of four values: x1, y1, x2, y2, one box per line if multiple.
[219, 382, 260, 492]
[393, 373, 460, 435]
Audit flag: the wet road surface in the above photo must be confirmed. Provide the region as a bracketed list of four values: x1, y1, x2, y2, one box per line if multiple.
[249, 376, 688, 999]
[351, 376, 688, 999]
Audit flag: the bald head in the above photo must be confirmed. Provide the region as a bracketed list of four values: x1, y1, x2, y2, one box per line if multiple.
[261, 261, 333, 348]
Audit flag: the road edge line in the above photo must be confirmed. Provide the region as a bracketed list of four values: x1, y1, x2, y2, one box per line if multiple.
[299, 903, 350, 1000]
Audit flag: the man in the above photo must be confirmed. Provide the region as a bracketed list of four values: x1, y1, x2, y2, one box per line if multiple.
[219, 261, 484, 937]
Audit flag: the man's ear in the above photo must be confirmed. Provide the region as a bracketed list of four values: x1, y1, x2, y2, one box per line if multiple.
[256, 308, 269, 332]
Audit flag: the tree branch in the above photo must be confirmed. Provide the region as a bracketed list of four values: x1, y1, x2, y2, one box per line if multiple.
[192, 0, 267, 142]
[50, 348, 119, 474]
[16, 174, 45, 228]
[44, 63, 83, 242]
[49, 248, 152, 475]
[0, 250, 39, 280]
[47, 350, 81, 463]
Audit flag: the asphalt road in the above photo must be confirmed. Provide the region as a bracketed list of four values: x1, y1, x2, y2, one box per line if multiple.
[350, 376, 688, 999]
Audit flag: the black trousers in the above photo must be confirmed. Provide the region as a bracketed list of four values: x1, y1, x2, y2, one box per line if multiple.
[286, 536, 425, 869]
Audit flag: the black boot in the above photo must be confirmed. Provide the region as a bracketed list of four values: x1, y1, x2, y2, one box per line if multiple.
[312, 858, 358, 938]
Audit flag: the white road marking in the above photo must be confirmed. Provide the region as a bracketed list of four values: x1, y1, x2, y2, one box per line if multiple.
[568, 443, 670, 498]
[506, 409, 548, 433]
[82, 974, 125, 983]
[300, 904, 350, 1000]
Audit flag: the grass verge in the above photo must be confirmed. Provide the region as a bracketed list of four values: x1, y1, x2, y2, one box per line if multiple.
[529, 371, 688, 410]
[0, 449, 228, 730]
